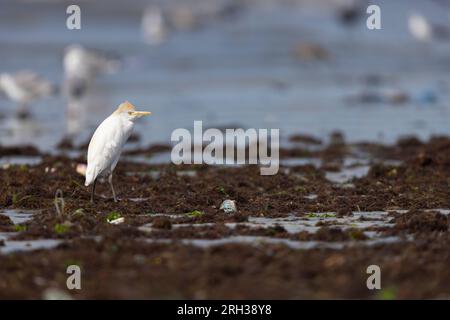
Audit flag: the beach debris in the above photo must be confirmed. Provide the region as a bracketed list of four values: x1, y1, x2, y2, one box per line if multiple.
[106, 211, 124, 224]
[43, 288, 73, 300]
[169, 5, 198, 31]
[109, 217, 124, 225]
[347, 89, 409, 105]
[0, 214, 13, 227]
[293, 43, 331, 61]
[384, 89, 409, 104]
[76, 163, 87, 176]
[54, 189, 65, 216]
[45, 167, 57, 174]
[176, 170, 197, 177]
[152, 217, 172, 230]
[220, 199, 237, 214]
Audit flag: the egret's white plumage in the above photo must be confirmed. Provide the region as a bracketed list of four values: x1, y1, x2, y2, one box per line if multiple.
[85, 101, 151, 202]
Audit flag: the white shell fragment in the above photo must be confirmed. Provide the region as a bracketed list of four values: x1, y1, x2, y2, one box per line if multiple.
[108, 217, 125, 225]
[76, 163, 87, 176]
[220, 199, 237, 214]
[43, 288, 73, 300]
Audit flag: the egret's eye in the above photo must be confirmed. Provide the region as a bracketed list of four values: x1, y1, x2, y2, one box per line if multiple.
[128, 111, 133, 115]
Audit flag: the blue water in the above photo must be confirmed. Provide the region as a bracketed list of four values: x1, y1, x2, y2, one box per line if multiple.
[1, 0, 450, 152]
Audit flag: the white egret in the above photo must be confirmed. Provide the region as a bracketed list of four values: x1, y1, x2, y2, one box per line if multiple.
[0, 70, 56, 117]
[84, 101, 151, 203]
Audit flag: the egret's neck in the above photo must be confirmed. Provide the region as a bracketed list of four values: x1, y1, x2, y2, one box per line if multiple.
[117, 114, 135, 135]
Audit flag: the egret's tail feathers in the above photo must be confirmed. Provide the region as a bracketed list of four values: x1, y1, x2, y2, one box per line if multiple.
[85, 168, 95, 186]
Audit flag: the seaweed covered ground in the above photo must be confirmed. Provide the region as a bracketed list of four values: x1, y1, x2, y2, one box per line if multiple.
[1, 133, 450, 299]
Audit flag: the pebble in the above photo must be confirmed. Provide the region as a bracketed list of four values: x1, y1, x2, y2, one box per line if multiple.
[220, 199, 237, 214]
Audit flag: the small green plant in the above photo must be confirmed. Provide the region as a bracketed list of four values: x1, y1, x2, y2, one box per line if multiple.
[54, 223, 70, 234]
[106, 211, 122, 222]
[387, 168, 397, 177]
[377, 287, 396, 300]
[294, 186, 306, 192]
[12, 194, 19, 204]
[14, 224, 27, 232]
[273, 190, 288, 196]
[64, 260, 81, 269]
[12, 194, 32, 205]
[186, 210, 204, 218]
[348, 229, 366, 240]
[216, 186, 229, 197]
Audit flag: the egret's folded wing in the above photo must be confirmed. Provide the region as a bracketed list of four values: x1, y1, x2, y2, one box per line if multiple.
[87, 117, 123, 179]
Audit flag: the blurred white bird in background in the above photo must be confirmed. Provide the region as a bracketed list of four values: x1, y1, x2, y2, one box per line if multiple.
[408, 12, 450, 42]
[141, 5, 170, 45]
[0, 70, 56, 118]
[85, 101, 151, 203]
[63, 44, 121, 99]
[408, 13, 433, 41]
[140, 0, 245, 45]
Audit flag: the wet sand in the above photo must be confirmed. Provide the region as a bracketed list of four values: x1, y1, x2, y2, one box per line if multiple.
[1, 133, 450, 299]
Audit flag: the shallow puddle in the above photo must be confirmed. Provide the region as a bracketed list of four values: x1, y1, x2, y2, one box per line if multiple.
[0, 156, 42, 167]
[139, 211, 397, 249]
[124, 153, 171, 165]
[0, 239, 62, 254]
[155, 211, 395, 236]
[325, 165, 371, 184]
[0, 210, 35, 225]
[126, 170, 161, 180]
[0, 210, 62, 254]
[145, 235, 404, 250]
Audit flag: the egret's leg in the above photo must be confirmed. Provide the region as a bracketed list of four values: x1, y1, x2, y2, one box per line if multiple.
[91, 178, 97, 203]
[108, 174, 118, 202]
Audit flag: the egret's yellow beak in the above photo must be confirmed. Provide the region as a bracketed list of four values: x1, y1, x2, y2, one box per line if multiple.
[131, 111, 152, 117]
